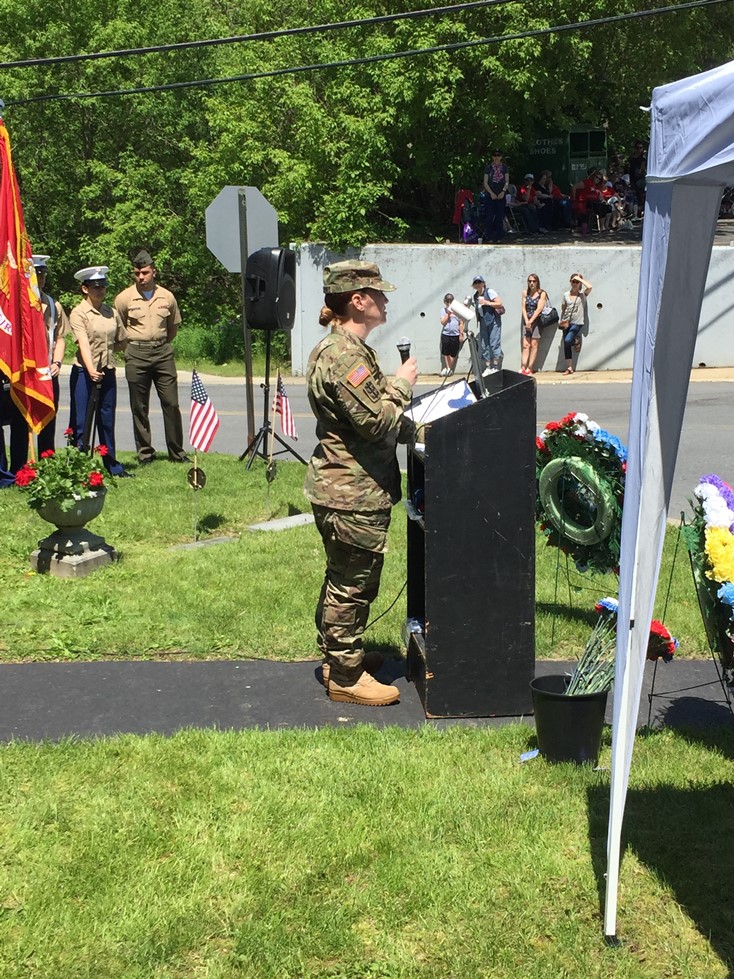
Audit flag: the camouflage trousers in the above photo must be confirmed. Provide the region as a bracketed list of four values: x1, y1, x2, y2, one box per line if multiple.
[312, 505, 391, 671]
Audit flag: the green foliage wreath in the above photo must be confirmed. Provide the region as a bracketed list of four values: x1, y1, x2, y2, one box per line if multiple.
[536, 412, 627, 575]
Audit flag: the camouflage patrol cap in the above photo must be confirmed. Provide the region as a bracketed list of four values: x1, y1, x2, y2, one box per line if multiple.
[323, 260, 396, 295]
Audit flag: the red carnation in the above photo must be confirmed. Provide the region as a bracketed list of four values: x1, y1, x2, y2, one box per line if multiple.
[64, 428, 73, 436]
[95, 444, 109, 457]
[15, 465, 37, 487]
[561, 412, 576, 426]
[40, 449, 55, 458]
[536, 436, 548, 452]
[545, 421, 561, 432]
[87, 471, 105, 488]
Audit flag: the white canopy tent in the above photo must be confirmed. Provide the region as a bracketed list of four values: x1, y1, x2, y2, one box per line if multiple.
[605, 61, 734, 939]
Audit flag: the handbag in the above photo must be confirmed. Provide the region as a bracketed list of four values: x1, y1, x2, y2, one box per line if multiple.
[539, 306, 559, 329]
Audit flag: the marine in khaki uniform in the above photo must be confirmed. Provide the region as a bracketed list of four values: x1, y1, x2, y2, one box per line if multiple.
[69, 266, 129, 476]
[33, 254, 70, 454]
[304, 260, 418, 706]
[114, 250, 188, 464]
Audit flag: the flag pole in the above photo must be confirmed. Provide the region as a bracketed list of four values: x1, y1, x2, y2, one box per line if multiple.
[193, 447, 198, 542]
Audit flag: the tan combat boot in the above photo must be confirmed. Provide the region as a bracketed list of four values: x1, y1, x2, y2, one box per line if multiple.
[321, 650, 384, 688]
[328, 668, 400, 706]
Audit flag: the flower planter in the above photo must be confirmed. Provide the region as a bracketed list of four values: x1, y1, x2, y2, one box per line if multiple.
[530, 674, 608, 766]
[30, 490, 116, 578]
[37, 490, 106, 530]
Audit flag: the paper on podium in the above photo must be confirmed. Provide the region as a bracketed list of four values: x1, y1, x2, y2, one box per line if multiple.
[405, 378, 476, 426]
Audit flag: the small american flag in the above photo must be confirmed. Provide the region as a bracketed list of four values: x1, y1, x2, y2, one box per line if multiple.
[189, 370, 220, 452]
[273, 370, 298, 441]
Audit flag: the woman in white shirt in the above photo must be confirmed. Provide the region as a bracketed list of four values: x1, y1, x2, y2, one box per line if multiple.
[560, 273, 593, 375]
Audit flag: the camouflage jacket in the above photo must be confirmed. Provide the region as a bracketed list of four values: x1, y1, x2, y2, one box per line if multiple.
[304, 326, 413, 512]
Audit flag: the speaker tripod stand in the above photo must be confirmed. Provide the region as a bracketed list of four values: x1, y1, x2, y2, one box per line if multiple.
[239, 330, 307, 469]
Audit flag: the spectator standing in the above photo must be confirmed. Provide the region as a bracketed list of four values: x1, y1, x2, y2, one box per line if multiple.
[559, 273, 593, 375]
[69, 266, 129, 476]
[439, 293, 464, 376]
[482, 149, 509, 243]
[520, 273, 548, 375]
[115, 250, 188, 465]
[33, 254, 70, 455]
[471, 275, 504, 374]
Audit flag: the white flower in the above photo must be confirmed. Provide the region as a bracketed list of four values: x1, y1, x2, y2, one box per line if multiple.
[695, 483, 718, 502]
[702, 497, 734, 528]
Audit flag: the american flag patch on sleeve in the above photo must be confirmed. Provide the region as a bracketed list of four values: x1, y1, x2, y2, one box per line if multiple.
[346, 363, 370, 387]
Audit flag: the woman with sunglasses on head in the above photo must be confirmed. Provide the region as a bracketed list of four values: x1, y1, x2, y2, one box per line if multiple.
[68, 266, 130, 476]
[559, 273, 592, 375]
[520, 273, 547, 375]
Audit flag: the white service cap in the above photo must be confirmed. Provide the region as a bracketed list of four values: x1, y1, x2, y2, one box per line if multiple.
[74, 265, 109, 283]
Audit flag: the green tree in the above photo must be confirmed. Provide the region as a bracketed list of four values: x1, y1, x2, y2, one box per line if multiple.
[0, 0, 732, 348]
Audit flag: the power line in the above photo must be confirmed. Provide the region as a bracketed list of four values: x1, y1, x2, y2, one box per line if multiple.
[5, 0, 731, 108]
[0, 0, 521, 71]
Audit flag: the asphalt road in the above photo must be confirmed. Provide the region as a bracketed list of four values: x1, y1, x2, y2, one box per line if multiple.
[56, 369, 734, 519]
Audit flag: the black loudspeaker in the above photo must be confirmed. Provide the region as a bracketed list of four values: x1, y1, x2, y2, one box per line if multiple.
[244, 247, 296, 331]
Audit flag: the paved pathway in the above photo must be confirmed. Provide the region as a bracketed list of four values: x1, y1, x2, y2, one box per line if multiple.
[1, 657, 730, 742]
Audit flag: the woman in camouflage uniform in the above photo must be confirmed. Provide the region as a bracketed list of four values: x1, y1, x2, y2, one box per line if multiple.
[305, 260, 417, 706]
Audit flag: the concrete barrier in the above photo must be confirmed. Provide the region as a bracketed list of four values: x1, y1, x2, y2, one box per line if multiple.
[291, 241, 734, 374]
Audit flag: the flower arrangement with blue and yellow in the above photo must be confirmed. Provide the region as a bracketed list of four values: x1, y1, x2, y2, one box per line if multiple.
[683, 474, 734, 671]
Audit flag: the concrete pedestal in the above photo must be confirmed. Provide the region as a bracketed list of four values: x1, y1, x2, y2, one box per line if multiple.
[30, 527, 118, 578]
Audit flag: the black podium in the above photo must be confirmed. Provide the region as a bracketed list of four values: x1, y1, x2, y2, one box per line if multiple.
[406, 370, 536, 717]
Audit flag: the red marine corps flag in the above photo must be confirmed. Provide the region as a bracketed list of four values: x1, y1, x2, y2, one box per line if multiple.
[0, 113, 54, 434]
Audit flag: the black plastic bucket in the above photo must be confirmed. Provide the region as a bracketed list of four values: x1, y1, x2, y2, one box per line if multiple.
[530, 674, 608, 765]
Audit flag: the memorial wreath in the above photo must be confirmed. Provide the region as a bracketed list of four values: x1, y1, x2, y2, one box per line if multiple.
[536, 412, 626, 575]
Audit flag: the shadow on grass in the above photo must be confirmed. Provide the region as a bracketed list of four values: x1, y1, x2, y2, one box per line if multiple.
[588, 729, 734, 974]
[536, 601, 599, 628]
[196, 513, 226, 533]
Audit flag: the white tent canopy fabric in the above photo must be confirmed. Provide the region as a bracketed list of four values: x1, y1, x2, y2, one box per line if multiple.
[605, 61, 734, 938]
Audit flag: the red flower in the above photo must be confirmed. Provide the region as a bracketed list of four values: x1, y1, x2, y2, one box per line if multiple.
[647, 620, 676, 662]
[87, 471, 105, 488]
[15, 465, 37, 487]
[64, 427, 73, 436]
[40, 449, 55, 458]
[560, 412, 576, 426]
[536, 436, 548, 452]
[95, 444, 109, 457]
[545, 421, 561, 432]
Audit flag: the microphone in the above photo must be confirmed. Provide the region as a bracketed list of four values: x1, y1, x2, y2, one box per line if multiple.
[397, 337, 411, 363]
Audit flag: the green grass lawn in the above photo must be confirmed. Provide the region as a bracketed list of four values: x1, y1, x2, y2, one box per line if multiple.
[1, 724, 732, 978]
[2, 457, 730, 978]
[0, 455, 707, 662]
